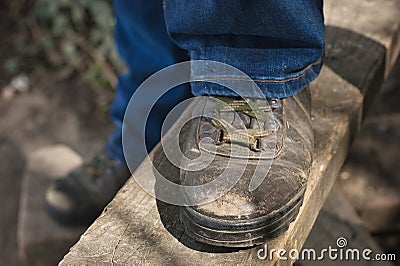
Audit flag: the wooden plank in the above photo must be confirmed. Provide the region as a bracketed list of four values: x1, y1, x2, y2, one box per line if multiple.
[60, 1, 400, 265]
[325, 0, 400, 78]
[324, 0, 400, 116]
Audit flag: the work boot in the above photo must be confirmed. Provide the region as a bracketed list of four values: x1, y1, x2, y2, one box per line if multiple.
[180, 87, 313, 247]
[45, 151, 130, 225]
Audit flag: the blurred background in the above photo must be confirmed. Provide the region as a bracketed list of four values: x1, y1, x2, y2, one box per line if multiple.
[0, 1, 399, 265]
[0, 1, 119, 265]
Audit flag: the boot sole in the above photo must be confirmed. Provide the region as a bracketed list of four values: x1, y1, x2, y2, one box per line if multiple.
[180, 188, 305, 248]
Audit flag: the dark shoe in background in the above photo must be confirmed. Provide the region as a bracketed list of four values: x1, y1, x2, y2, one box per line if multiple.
[180, 87, 313, 247]
[45, 151, 130, 226]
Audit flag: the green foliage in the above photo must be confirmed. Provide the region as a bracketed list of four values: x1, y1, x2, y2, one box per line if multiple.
[31, 0, 124, 88]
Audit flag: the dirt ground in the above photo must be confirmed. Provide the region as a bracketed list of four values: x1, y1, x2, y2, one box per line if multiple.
[0, 6, 399, 266]
[0, 8, 113, 265]
[337, 58, 400, 255]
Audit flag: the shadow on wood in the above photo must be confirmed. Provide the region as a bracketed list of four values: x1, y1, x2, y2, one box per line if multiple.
[325, 25, 386, 117]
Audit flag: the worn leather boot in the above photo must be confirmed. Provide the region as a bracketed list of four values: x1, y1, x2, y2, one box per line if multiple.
[45, 151, 130, 225]
[180, 87, 313, 247]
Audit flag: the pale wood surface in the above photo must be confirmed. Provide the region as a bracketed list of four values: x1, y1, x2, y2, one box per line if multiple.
[60, 1, 400, 265]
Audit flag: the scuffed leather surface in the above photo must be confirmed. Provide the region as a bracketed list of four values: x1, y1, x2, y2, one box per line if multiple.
[181, 87, 313, 219]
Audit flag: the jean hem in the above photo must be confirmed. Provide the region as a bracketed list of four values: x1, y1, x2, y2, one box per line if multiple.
[190, 56, 324, 99]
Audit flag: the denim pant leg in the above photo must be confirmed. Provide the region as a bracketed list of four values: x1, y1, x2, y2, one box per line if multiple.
[164, 0, 325, 98]
[105, 0, 190, 164]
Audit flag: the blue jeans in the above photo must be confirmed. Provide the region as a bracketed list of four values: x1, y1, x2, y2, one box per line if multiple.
[106, 0, 325, 165]
[105, 0, 190, 164]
